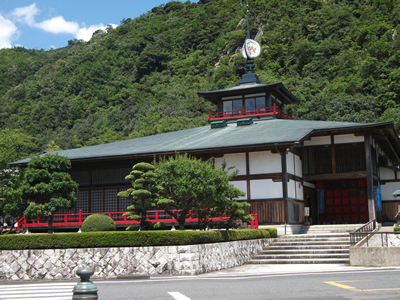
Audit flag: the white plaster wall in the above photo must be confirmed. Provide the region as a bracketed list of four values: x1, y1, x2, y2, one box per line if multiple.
[382, 182, 400, 201]
[304, 136, 330, 146]
[287, 179, 304, 201]
[296, 181, 304, 201]
[230, 180, 247, 200]
[334, 134, 364, 144]
[286, 152, 302, 177]
[295, 154, 302, 177]
[215, 153, 246, 176]
[250, 179, 282, 199]
[380, 168, 396, 180]
[249, 151, 281, 174]
[287, 152, 295, 175]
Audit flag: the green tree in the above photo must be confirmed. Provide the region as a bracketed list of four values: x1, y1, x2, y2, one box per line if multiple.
[0, 168, 25, 232]
[219, 184, 253, 230]
[21, 154, 79, 234]
[0, 129, 36, 169]
[117, 162, 162, 231]
[154, 153, 246, 230]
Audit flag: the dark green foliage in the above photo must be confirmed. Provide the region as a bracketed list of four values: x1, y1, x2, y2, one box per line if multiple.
[0, 168, 25, 231]
[118, 162, 162, 230]
[81, 214, 116, 232]
[1, 0, 400, 155]
[21, 154, 79, 233]
[154, 153, 248, 230]
[0, 229, 274, 250]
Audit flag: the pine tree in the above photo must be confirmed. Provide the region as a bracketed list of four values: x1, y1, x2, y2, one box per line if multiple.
[118, 162, 162, 231]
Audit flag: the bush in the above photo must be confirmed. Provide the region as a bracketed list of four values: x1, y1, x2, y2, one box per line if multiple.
[394, 226, 400, 232]
[81, 214, 116, 232]
[267, 228, 277, 238]
[0, 229, 275, 250]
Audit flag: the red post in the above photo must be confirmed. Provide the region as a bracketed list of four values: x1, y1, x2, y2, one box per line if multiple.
[79, 210, 82, 224]
[255, 214, 259, 229]
[273, 103, 276, 114]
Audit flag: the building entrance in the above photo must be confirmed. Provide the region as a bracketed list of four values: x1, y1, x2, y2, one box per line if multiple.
[317, 179, 368, 224]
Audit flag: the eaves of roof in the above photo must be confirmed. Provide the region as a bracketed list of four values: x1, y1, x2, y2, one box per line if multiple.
[197, 82, 300, 105]
[9, 119, 398, 166]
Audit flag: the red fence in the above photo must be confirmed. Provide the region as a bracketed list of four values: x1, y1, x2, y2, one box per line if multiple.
[17, 210, 259, 231]
[208, 104, 292, 121]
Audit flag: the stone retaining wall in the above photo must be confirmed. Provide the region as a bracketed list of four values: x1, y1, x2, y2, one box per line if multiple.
[350, 234, 400, 267]
[0, 238, 273, 281]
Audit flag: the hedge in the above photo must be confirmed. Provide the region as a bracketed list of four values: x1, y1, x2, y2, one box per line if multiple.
[394, 226, 400, 232]
[0, 229, 276, 250]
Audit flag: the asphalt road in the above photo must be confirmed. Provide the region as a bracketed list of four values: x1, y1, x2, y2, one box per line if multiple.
[1, 268, 400, 300]
[94, 269, 400, 300]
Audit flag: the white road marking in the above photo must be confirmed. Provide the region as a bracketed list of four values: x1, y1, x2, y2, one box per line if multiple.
[0, 283, 75, 300]
[168, 291, 191, 300]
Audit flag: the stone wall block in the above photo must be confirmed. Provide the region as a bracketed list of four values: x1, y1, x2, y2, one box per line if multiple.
[177, 246, 189, 253]
[0, 238, 273, 281]
[167, 247, 178, 254]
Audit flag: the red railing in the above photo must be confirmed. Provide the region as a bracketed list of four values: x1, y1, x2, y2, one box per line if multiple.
[208, 103, 292, 121]
[17, 210, 259, 231]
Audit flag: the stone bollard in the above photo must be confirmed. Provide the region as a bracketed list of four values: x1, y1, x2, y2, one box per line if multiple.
[72, 265, 98, 300]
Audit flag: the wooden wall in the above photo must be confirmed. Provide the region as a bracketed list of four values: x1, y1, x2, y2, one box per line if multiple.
[382, 201, 400, 222]
[246, 199, 286, 224]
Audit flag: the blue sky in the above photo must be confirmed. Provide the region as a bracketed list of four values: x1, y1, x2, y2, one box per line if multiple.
[0, 1, 191, 50]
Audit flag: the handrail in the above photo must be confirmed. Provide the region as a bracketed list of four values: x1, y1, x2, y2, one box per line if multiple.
[17, 210, 259, 230]
[350, 219, 377, 246]
[349, 232, 400, 247]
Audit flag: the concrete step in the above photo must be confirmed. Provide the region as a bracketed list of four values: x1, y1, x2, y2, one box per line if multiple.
[252, 253, 349, 259]
[281, 233, 350, 238]
[300, 224, 360, 234]
[245, 258, 349, 264]
[250, 232, 352, 265]
[274, 240, 350, 246]
[259, 249, 349, 255]
[267, 244, 350, 250]
[276, 237, 349, 242]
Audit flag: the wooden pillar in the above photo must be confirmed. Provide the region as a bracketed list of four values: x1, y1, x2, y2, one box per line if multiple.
[281, 149, 288, 224]
[246, 152, 250, 200]
[364, 132, 376, 220]
[331, 134, 336, 174]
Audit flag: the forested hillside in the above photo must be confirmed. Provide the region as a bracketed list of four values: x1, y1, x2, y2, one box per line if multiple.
[1, 0, 400, 160]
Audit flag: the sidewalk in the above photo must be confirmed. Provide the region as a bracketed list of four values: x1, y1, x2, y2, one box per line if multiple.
[196, 263, 400, 278]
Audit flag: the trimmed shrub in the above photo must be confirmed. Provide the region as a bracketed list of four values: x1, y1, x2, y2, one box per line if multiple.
[0, 229, 275, 250]
[81, 214, 116, 232]
[267, 228, 277, 238]
[394, 226, 400, 232]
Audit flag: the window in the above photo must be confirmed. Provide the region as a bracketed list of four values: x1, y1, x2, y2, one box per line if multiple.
[245, 96, 266, 114]
[223, 99, 242, 115]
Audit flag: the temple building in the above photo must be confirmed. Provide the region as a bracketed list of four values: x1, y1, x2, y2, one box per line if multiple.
[11, 69, 400, 226]
[10, 24, 400, 228]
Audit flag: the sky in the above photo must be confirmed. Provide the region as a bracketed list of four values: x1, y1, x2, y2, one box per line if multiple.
[0, 0, 190, 50]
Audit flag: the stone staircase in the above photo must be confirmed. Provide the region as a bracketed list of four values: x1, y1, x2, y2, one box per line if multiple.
[245, 232, 351, 264]
[299, 224, 360, 234]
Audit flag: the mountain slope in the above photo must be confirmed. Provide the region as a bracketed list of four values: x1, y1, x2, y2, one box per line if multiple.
[1, 0, 400, 155]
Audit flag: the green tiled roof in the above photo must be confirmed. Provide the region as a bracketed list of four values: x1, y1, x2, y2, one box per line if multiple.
[9, 118, 396, 165]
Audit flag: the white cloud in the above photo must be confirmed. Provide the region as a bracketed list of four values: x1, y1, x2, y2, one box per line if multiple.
[7, 3, 119, 47]
[0, 15, 18, 49]
[76, 24, 105, 41]
[11, 3, 39, 26]
[34, 16, 79, 35]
